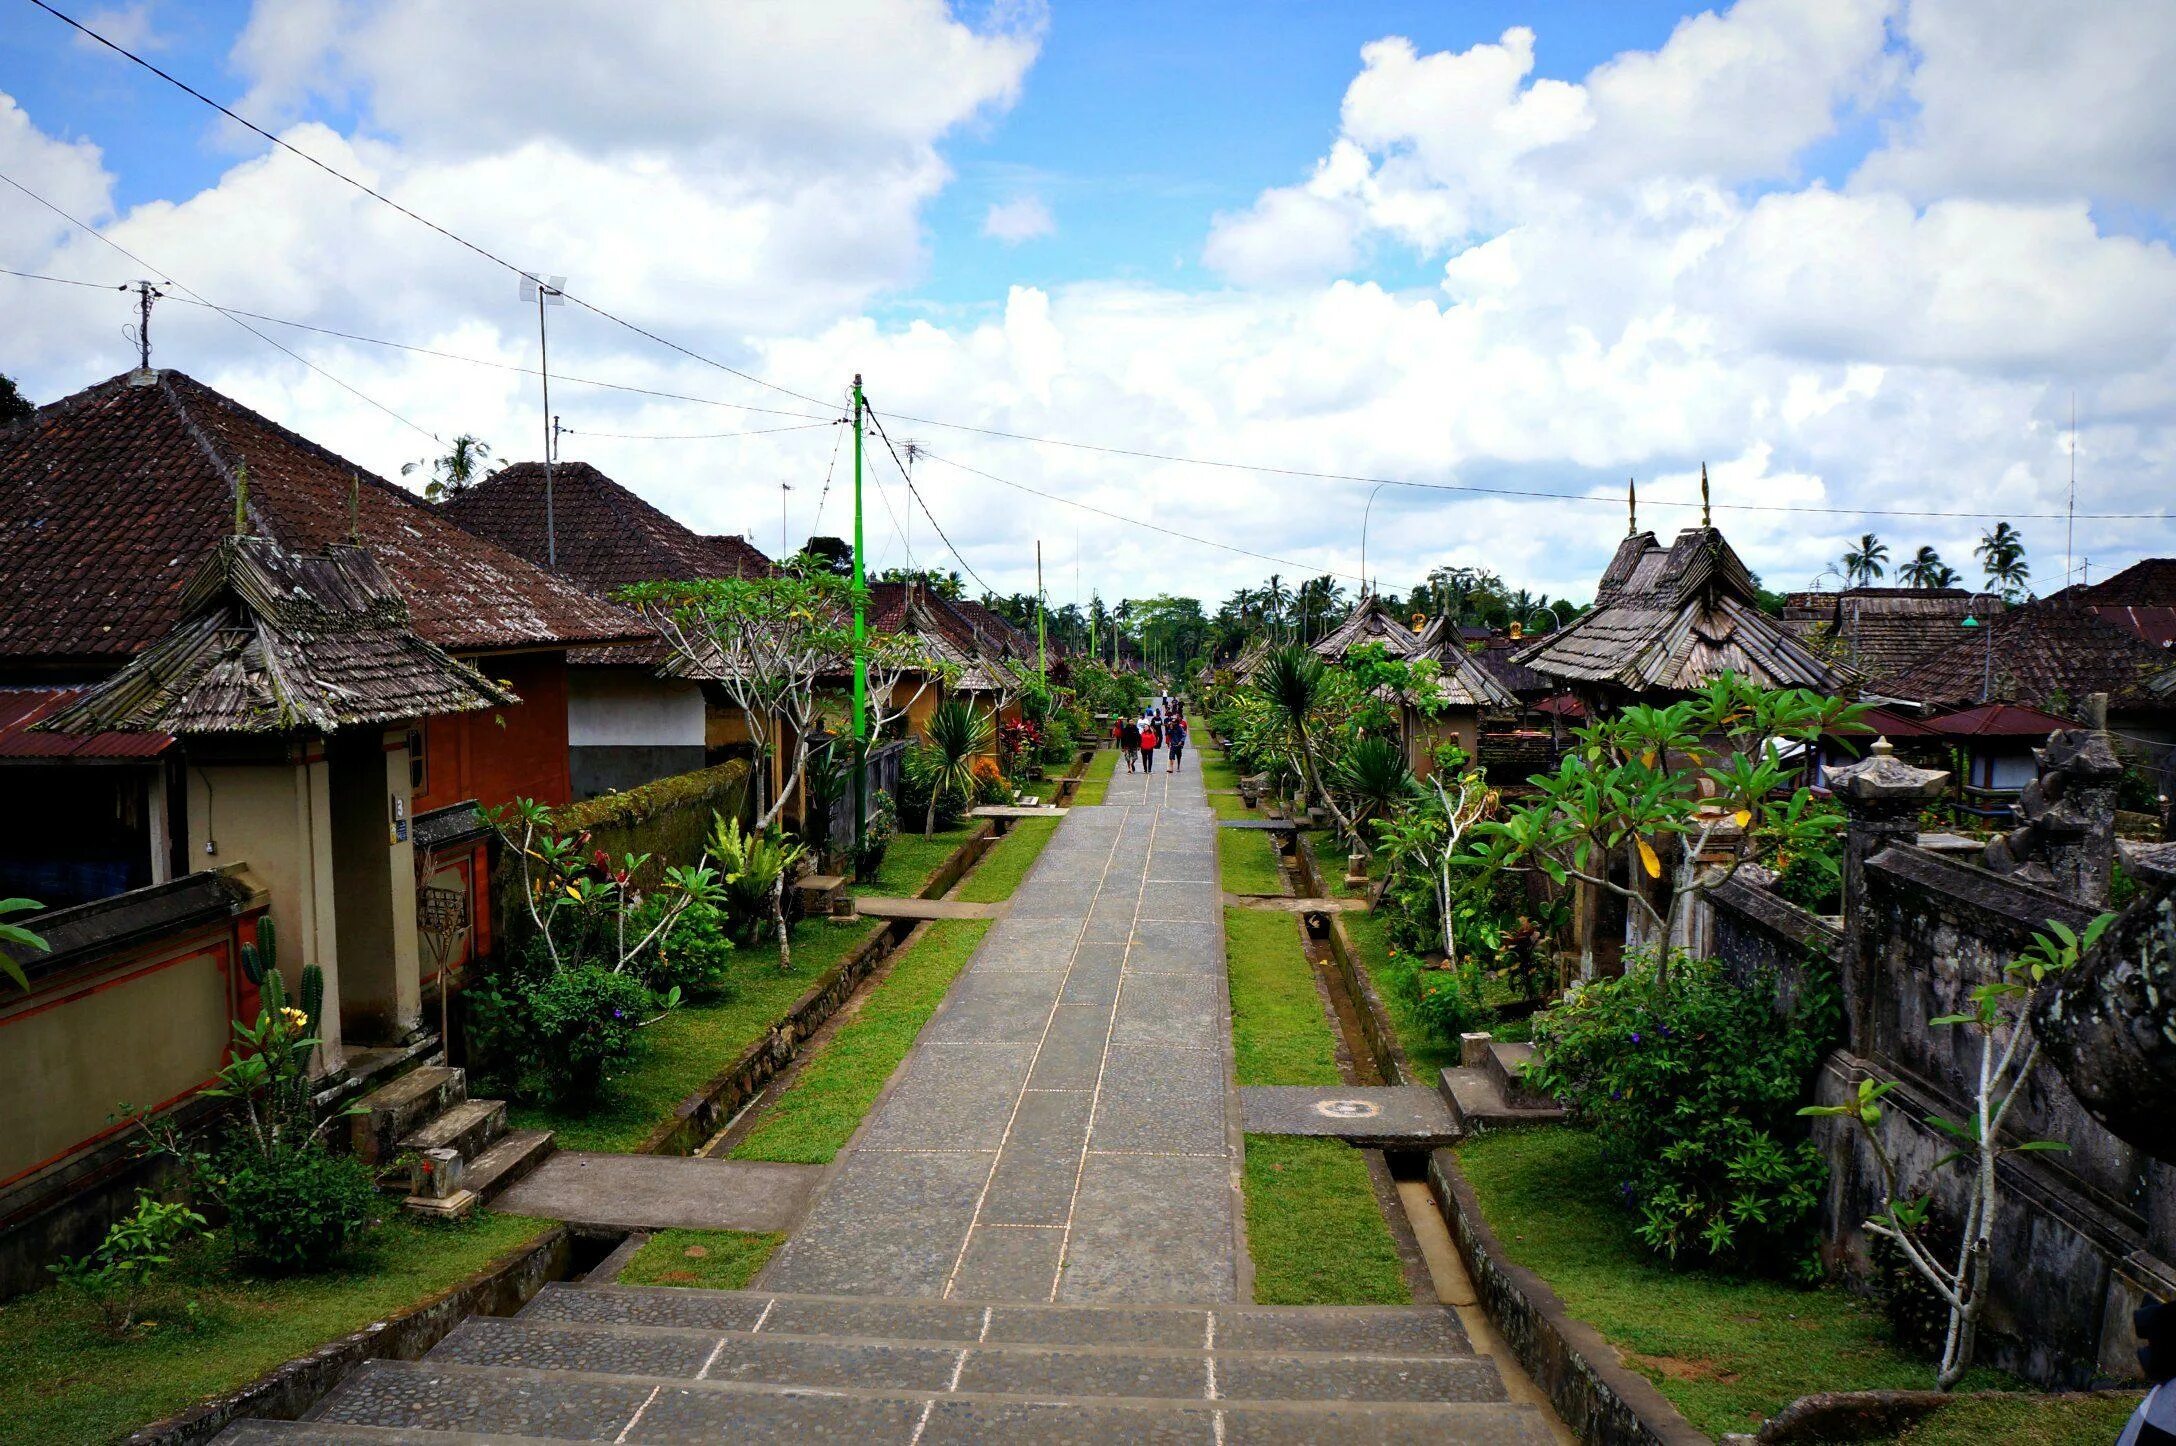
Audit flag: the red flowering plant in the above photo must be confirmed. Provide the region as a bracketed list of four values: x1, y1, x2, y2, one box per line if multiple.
[996, 717, 1042, 779]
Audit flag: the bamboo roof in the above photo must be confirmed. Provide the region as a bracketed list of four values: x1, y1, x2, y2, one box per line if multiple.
[40, 535, 516, 736]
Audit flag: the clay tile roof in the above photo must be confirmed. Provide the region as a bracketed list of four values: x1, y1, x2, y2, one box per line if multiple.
[41, 534, 516, 735]
[0, 686, 172, 759]
[1778, 587, 2000, 689]
[1517, 526, 1857, 695]
[1884, 597, 2176, 712]
[439, 461, 774, 595]
[0, 371, 649, 663]
[2064, 558, 2176, 649]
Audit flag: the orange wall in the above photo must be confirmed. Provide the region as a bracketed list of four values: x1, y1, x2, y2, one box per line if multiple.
[414, 650, 572, 813]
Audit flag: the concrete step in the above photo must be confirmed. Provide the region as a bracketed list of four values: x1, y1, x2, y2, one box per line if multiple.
[402, 1127, 554, 1220]
[431, 1315, 1505, 1403]
[290, 1358, 1557, 1444]
[1480, 1040, 1554, 1110]
[1438, 1067, 1566, 1134]
[350, 1064, 464, 1165]
[398, 1096, 506, 1162]
[519, 1284, 1474, 1355]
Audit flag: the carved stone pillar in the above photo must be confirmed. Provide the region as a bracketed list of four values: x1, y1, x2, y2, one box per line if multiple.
[1827, 738, 1950, 1046]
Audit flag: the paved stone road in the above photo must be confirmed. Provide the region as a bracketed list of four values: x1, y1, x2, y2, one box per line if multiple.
[763, 759, 1239, 1304]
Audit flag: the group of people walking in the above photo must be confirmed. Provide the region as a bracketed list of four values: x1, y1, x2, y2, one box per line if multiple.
[1115, 703, 1188, 774]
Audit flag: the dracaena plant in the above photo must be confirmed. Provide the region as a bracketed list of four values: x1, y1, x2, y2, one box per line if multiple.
[1458, 675, 1869, 983]
[1801, 912, 2114, 1389]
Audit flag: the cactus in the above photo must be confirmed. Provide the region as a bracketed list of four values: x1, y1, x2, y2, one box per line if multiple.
[298, 962, 324, 1034]
[241, 917, 277, 986]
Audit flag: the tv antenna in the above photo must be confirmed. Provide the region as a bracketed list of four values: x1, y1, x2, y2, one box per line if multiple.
[125, 279, 162, 373]
[522, 272, 566, 567]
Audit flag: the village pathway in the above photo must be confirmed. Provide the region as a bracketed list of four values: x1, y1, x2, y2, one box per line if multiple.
[761, 758, 1240, 1304]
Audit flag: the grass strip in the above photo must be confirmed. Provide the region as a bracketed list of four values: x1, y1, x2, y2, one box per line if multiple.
[1243, 1135, 1411, 1305]
[1199, 750, 1242, 792]
[1071, 746, 1118, 806]
[1226, 906, 1339, 1086]
[732, 919, 991, 1164]
[510, 917, 883, 1152]
[0, 1212, 553, 1444]
[1889, 1391, 2140, 1445]
[1219, 827, 1287, 897]
[1458, 1127, 2027, 1438]
[1342, 910, 1460, 1079]
[855, 823, 977, 897]
[958, 816, 1061, 903]
[616, 1228, 784, 1290]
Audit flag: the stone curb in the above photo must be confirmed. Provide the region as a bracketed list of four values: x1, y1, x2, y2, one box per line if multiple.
[124, 1225, 578, 1446]
[1426, 1150, 1707, 1446]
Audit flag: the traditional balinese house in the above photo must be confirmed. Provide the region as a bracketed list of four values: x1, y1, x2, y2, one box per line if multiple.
[1780, 587, 1999, 694]
[1516, 524, 1858, 709]
[440, 460, 773, 799]
[865, 582, 1026, 742]
[1313, 597, 1517, 778]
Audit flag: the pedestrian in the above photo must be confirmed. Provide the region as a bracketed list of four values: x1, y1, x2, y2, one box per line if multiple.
[2119, 1300, 2174, 1446]
[1167, 713, 1188, 773]
[1139, 717, 1159, 772]
[1119, 717, 1141, 772]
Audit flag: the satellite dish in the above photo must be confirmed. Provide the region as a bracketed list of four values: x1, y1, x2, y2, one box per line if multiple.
[520, 273, 566, 305]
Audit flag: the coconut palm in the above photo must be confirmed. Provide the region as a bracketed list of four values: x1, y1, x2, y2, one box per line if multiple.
[1898, 545, 1955, 588]
[1976, 522, 2030, 599]
[920, 698, 992, 837]
[1261, 574, 1291, 639]
[404, 433, 501, 501]
[1842, 533, 1890, 587]
[1251, 645, 1360, 846]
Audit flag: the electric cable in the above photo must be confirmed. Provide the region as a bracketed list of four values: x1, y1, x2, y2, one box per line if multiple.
[866, 405, 999, 598]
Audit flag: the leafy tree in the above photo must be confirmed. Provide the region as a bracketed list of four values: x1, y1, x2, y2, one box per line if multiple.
[0, 372, 34, 427]
[1842, 532, 1890, 587]
[1975, 521, 2030, 599]
[0, 896, 47, 989]
[797, 535, 854, 577]
[403, 433, 501, 501]
[1252, 645, 1362, 846]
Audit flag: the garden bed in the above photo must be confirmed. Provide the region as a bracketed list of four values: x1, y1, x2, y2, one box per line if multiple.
[1, 1213, 564, 1445]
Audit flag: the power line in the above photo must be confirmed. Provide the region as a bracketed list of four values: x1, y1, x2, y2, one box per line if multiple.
[866, 405, 997, 598]
[0, 263, 128, 290]
[915, 447, 1367, 587]
[27, 0, 835, 415]
[561, 419, 840, 441]
[0, 166, 442, 443]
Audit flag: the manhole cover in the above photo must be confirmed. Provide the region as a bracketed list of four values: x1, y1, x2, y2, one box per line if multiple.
[1314, 1099, 1381, 1120]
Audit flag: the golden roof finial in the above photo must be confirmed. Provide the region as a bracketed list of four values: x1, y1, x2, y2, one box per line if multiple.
[1627, 477, 1637, 536]
[1700, 462, 1711, 528]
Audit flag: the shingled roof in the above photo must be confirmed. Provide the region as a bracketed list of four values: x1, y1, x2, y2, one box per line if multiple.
[1313, 598, 1517, 711]
[1780, 587, 1998, 689]
[1516, 526, 1857, 696]
[439, 461, 773, 594]
[1884, 597, 2176, 711]
[2062, 558, 2176, 649]
[41, 535, 514, 735]
[0, 371, 647, 666]
[1311, 595, 1421, 662]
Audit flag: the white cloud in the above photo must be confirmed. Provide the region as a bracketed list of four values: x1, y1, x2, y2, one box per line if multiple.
[73, 2, 164, 55]
[982, 195, 1055, 244]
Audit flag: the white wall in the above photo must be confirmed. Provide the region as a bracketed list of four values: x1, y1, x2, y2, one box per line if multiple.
[567, 667, 706, 747]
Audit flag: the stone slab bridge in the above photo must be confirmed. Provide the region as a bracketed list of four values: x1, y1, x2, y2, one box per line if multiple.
[216, 763, 1554, 1443]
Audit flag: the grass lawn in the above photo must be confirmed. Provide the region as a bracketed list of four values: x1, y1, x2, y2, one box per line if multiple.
[732, 919, 990, 1164]
[856, 822, 977, 897]
[1207, 789, 1256, 821]
[510, 917, 883, 1152]
[1342, 910, 1460, 1079]
[958, 817, 1061, 903]
[1226, 907, 1338, 1086]
[616, 1228, 783, 1290]
[1458, 1127, 2030, 1439]
[1199, 751, 1242, 792]
[1243, 1135, 1410, 1305]
[1887, 1391, 2142, 1445]
[1219, 827, 1287, 897]
[0, 1211, 553, 1444]
[1071, 746, 1117, 806]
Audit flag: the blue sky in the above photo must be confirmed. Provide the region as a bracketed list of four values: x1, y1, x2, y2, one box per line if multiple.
[3, 1, 2173, 605]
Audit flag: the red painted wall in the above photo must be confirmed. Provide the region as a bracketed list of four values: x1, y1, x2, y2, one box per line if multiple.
[414, 650, 572, 813]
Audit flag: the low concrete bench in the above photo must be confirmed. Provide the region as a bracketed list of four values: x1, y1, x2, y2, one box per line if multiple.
[794, 872, 851, 918]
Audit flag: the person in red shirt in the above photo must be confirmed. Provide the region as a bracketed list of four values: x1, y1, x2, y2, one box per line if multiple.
[1139, 718, 1159, 771]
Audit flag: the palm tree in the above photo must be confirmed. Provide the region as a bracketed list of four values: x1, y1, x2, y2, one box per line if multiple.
[1842, 533, 1890, 587]
[1332, 736, 1414, 854]
[1261, 574, 1291, 640]
[1976, 522, 2030, 599]
[1251, 646, 1360, 846]
[1898, 545, 1952, 588]
[920, 698, 992, 837]
[404, 434, 501, 501]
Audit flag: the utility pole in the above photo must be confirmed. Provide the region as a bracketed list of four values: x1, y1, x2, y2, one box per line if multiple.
[524, 274, 565, 568]
[1036, 539, 1047, 689]
[851, 375, 868, 860]
[131, 280, 160, 372]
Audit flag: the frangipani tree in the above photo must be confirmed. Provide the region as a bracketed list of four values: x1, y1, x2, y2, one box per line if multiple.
[1459, 676, 1870, 984]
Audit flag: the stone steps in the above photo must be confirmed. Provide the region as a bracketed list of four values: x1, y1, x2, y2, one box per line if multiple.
[351, 1063, 464, 1165]
[213, 1284, 1553, 1443]
[350, 1058, 553, 1218]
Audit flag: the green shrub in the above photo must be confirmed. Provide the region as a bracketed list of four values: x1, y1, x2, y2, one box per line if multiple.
[218, 1147, 380, 1273]
[468, 964, 657, 1106]
[899, 744, 964, 833]
[48, 1191, 207, 1334]
[1408, 958, 1490, 1042]
[1761, 800, 1844, 914]
[708, 816, 800, 945]
[632, 897, 737, 998]
[1528, 953, 1835, 1276]
[854, 789, 898, 883]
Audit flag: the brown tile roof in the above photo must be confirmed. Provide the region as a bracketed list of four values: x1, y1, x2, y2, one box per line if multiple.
[1779, 587, 2000, 689]
[1517, 527, 1857, 695]
[41, 535, 515, 735]
[439, 461, 774, 595]
[0, 686, 173, 759]
[2060, 559, 2176, 648]
[0, 371, 648, 664]
[1884, 597, 2176, 711]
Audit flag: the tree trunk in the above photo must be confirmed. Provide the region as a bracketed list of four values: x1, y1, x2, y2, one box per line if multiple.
[772, 868, 792, 971]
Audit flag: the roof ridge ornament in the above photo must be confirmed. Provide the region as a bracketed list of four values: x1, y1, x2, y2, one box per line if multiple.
[1700, 462, 1711, 528]
[1627, 477, 1637, 536]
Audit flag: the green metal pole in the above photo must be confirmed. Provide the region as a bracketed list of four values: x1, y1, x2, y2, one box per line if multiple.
[851, 374, 867, 858]
[1036, 540, 1047, 690]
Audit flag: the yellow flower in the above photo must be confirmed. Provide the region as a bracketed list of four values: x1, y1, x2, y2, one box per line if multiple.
[280, 1006, 309, 1028]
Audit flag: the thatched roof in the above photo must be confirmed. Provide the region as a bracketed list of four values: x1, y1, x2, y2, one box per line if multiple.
[1516, 527, 1857, 696]
[1780, 587, 1998, 688]
[41, 535, 515, 736]
[1311, 595, 1421, 662]
[1311, 597, 1516, 711]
